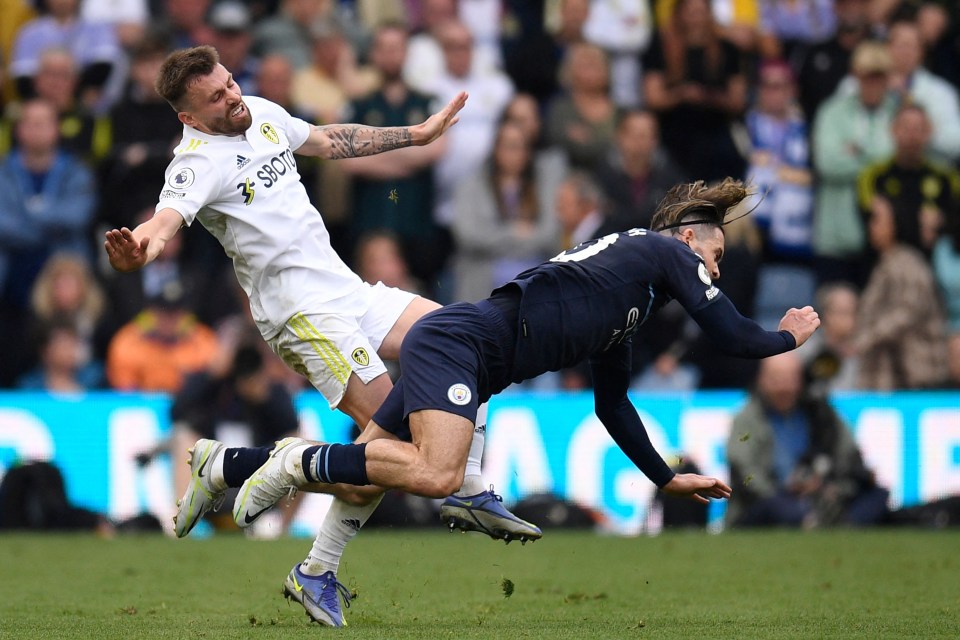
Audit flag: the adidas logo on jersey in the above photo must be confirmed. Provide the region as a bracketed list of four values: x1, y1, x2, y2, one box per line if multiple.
[237, 155, 251, 169]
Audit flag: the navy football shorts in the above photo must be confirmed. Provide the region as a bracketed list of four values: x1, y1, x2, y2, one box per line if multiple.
[372, 300, 516, 440]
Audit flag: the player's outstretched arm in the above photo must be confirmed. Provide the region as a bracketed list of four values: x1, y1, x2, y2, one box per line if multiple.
[297, 92, 468, 159]
[691, 296, 819, 358]
[661, 474, 733, 505]
[104, 208, 184, 273]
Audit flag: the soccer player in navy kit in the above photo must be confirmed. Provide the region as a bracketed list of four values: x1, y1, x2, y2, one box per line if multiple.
[239, 179, 822, 528]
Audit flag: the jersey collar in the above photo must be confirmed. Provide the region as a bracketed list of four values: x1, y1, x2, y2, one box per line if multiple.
[182, 123, 246, 143]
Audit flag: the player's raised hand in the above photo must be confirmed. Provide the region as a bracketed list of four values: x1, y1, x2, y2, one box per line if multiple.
[413, 91, 468, 146]
[778, 305, 821, 348]
[662, 473, 733, 505]
[104, 227, 149, 273]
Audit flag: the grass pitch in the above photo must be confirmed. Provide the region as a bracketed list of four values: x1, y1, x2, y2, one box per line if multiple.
[0, 529, 957, 639]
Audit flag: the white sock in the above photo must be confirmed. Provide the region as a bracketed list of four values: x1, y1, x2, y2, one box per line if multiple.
[209, 447, 227, 492]
[301, 494, 383, 576]
[457, 403, 488, 496]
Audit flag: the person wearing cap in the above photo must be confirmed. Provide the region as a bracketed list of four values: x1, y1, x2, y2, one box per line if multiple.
[812, 41, 897, 287]
[209, 1, 259, 95]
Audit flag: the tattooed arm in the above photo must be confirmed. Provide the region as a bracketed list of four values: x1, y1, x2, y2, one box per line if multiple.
[296, 91, 468, 159]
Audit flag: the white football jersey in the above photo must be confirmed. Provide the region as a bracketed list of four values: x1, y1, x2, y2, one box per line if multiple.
[156, 96, 363, 339]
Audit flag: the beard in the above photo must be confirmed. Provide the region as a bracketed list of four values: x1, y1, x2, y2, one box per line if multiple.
[205, 101, 253, 135]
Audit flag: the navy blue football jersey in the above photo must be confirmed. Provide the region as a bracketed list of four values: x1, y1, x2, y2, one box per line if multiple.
[495, 229, 722, 382]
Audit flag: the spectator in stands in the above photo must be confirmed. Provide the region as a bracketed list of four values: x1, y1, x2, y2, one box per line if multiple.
[594, 109, 684, 232]
[801, 281, 861, 394]
[28, 253, 107, 373]
[555, 171, 608, 251]
[209, 1, 259, 96]
[550, 0, 591, 48]
[292, 22, 377, 125]
[932, 212, 960, 334]
[337, 22, 447, 288]
[403, 0, 459, 94]
[17, 320, 102, 391]
[760, 0, 836, 61]
[726, 350, 889, 528]
[166, 344, 301, 534]
[9, 0, 121, 111]
[502, 92, 569, 187]
[355, 230, 426, 297]
[855, 200, 949, 390]
[918, 1, 959, 91]
[500, 0, 583, 105]
[748, 59, 814, 266]
[423, 19, 514, 230]
[157, 0, 213, 50]
[795, 0, 871, 123]
[858, 104, 960, 258]
[0, 99, 96, 311]
[652, 0, 776, 57]
[80, 0, 147, 49]
[451, 120, 562, 303]
[545, 42, 621, 171]
[100, 36, 184, 231]
[812, 41, 896, 286]
[105, 280, 220, 393]
[254, 54, 299, 113]
[582, 0, 653, 108]
[642, 0, 748, 182]
[885, 18, 960, 162]
[1, 49, 112, 162]
[254, 0, 336, 70]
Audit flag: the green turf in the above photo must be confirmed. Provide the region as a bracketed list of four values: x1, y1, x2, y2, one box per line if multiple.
[0, 529, 957, 639]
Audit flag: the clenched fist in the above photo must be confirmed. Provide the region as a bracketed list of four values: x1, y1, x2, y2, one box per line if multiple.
[778, 305, 820, 348]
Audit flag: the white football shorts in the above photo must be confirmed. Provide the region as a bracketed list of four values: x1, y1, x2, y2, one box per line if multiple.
[267, 282, 418, 408]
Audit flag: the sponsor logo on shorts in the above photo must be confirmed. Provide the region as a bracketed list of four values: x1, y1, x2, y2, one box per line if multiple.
[160, 189, 186, 199]
[261, 122, 280, 144]
[447, 383, 472, 406]
[351, 347, 370, 366]
[698, 262, 712, 285]
[169, 168, 195, 189]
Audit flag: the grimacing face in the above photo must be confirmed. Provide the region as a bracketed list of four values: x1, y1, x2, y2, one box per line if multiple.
[180, 64, 252, 136]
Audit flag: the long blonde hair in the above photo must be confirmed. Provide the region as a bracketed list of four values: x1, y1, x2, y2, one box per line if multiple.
[30, 254, 105, 323]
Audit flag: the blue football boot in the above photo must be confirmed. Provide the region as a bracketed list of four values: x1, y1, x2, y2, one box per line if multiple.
[282, 564, 352, 627]
[440, 486, 542, 544]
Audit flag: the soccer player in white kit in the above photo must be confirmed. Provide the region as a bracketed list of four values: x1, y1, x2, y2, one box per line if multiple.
[103, 46, 539, 627]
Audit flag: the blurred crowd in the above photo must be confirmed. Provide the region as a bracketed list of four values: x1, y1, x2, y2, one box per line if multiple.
[2, 0, 959, 398]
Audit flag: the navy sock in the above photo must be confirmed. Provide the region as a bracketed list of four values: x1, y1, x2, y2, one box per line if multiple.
[301, 445, 322, 482]
[312, 443, 369, 486]
[222, 446, 271, 488]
